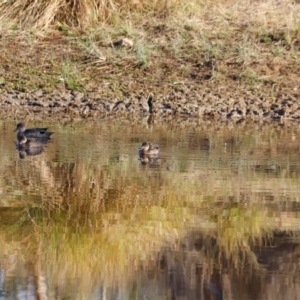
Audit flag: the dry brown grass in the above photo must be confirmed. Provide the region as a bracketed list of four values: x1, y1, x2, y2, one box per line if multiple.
[0, 0, 299, 98]
[0, 0, 299, 32]
[0, 0, 183, 30]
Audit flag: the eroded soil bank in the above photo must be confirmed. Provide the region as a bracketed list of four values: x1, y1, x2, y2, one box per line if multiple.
[0, 82, 299, 124]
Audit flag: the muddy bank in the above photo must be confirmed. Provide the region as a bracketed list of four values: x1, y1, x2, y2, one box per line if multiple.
[1, 86, 300, 123]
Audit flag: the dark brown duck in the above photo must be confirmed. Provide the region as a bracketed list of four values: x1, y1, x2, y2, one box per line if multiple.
[14, 122, 54, 140]
[139, 142, 160, 156]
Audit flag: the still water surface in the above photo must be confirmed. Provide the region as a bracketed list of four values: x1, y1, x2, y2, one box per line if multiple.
[0, 119, 300, 299]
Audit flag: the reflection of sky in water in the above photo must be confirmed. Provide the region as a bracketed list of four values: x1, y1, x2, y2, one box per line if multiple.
[0, 120, 299, 299]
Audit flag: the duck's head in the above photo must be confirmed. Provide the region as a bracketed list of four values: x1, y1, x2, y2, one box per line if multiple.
[14, 122, 26, 132]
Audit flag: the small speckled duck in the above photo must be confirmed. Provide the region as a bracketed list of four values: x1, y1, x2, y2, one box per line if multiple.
[139, 142, 160, 156]
[14, 122, 54, 140]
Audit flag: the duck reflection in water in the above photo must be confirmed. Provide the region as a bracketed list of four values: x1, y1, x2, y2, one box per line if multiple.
[139, 142, 160, 165]
[18, 147, 44, 159]
[16, 135, 46, 158]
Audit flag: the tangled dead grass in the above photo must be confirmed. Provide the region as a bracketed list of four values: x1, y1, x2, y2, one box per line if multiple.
[0, 0, 297, 30]
[0, 0, 299, 98]
[0, 0, 184, 30]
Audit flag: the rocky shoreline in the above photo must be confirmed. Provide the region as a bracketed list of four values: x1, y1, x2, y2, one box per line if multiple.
[1, 85, 300, 123]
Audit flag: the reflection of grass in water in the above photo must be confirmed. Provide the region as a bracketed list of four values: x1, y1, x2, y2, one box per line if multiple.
[214, 205, 272, 269]
[0, 186, 291, 297]
[11, 193, 270, 269]
[25, 205, 184, 290]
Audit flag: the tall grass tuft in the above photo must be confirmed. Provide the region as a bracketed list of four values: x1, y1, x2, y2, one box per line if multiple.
[0, 0, 182, 30]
